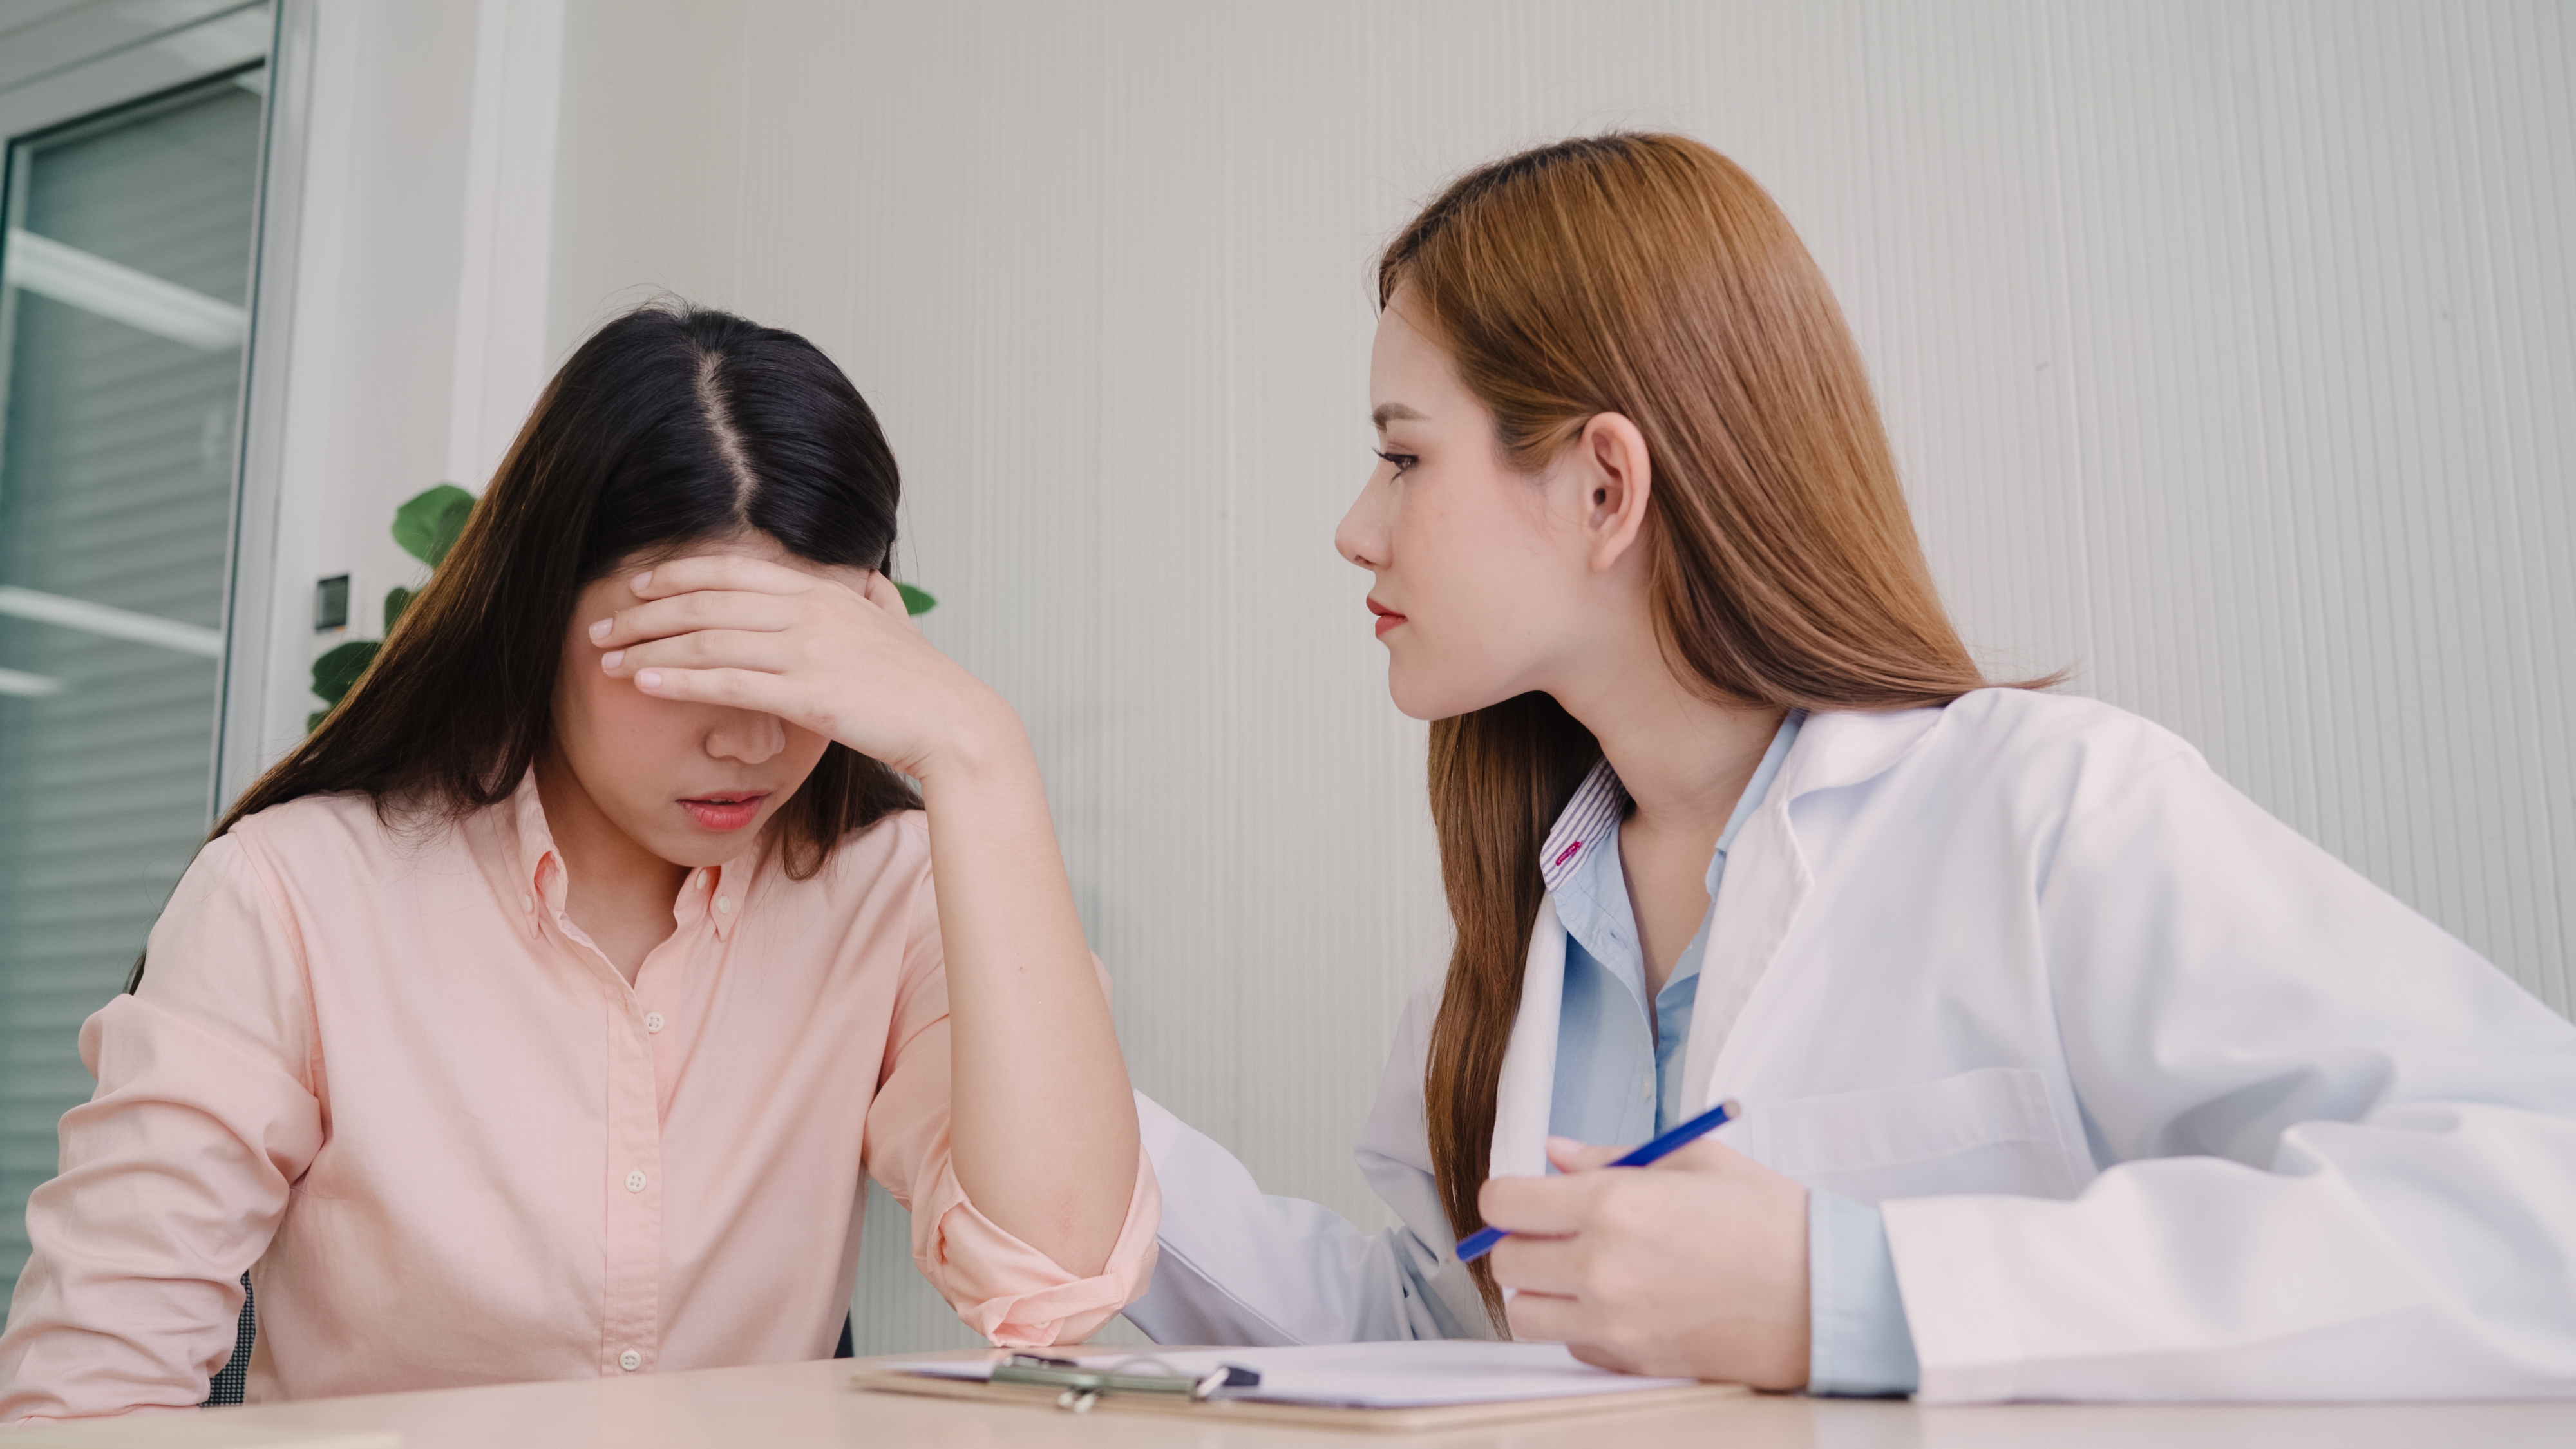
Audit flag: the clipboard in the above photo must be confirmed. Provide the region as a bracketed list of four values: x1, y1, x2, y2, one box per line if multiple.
[851, 1348, 1749, 1434]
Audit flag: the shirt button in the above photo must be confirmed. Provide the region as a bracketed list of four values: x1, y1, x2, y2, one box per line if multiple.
[625, 1170, 647, 1193]
[715, 895, 733, 914]
[619, 1350, 642, 1372]
[520, 893, 533, 912]
[644, 1012, 665, 1034]
[1641, 1077, 1653, 1101]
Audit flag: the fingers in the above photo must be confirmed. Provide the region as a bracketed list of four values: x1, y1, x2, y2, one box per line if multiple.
[859, 571, 931, 636]
[1645, 1135, 1741, 1173]
[1478, 1171, 1603, 1238]
[600, 629, 791, 677]
[1546, 1136, 1631, 1173]
[1502, 1289, 1586, 1347]
[1486, 1204, 1655, 1307]
[591, 590, 800, 650]
[1506, 1291, 1652, 1370]
[1483, 1233, 1587, 1297]
[1490, 1141, 1759, 1247]
[630, 665, 810, 720]
[860, 571, 913, 621]
[627, 553, 819, 600]
[1565, 1340, 1647, 1378]
[1504, 1255, 1716, 1383]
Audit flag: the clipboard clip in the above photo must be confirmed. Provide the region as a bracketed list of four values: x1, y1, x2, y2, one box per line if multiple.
[992, 1353, 1261, 1413]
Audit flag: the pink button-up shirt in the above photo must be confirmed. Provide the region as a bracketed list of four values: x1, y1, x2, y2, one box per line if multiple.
[0, 775, 1158, 1423]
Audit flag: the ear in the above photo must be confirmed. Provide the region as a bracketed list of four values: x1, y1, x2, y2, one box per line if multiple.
[1569, 413, 1653, 573]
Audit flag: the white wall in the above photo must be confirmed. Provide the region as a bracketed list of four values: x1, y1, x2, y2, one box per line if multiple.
[288, 0, 2573, 1353]
[226, 0, 562, 786]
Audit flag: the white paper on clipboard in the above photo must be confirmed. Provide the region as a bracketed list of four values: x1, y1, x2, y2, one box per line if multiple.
[889, 1340, 1700, 1409]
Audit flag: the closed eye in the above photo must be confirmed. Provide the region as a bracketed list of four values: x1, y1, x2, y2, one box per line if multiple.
[1375, 450, 1419, 477]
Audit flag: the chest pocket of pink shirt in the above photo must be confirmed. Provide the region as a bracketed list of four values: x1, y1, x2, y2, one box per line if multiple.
[1725, 1066, 2083, 1204]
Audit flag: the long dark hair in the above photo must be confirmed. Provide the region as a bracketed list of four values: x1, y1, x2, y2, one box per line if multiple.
[131, 303, 920, 990]
[1388, 136, 2037, 1322]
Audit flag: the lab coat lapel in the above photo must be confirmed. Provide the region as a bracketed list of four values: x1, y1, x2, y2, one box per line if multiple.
[1489, 896, 1566, 1180]
[1679, 706, 1944, 1115]
[1679, 802, 1811, 1117]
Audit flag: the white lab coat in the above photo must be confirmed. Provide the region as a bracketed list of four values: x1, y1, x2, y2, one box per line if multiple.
[1125, 688, 2576, 1403]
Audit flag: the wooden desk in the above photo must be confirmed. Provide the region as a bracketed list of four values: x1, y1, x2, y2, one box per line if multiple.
[5, 1352, 2571, 1448]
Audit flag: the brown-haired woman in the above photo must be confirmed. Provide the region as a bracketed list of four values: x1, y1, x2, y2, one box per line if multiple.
[0, 304, 1154, 1421]
[1124, 135, 2576, 1403]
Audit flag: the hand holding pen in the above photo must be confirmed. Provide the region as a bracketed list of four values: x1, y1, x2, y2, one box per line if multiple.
[1456, 1098, 1741, 1262]
[1468, 1097, 1813, 1390]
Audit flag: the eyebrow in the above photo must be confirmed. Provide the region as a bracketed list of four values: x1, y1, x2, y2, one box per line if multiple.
[1372, 402, 1427, 429]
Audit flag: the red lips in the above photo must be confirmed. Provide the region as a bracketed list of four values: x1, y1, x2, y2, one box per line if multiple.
[1367, 597, 1406, 638]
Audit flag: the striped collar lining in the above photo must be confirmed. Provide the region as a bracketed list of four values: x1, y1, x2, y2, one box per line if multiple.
[1539, 759, 1628, 896]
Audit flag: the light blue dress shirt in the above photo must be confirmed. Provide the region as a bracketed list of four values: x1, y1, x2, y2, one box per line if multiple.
[1541, 712, 1920, 1397]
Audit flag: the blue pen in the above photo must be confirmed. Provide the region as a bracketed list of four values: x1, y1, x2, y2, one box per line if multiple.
[1454, 1097, 1741, 1263]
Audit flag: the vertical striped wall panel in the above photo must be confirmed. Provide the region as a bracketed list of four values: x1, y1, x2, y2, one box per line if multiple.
[547, 0, 2575, 1352]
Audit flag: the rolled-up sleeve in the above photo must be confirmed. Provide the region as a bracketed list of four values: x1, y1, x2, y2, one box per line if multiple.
[0, 835, 325, 1424]
[902, 1145, 1160, 1345]
[861, 891, 1159, 1345]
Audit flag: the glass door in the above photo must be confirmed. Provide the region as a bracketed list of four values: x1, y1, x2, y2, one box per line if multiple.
[0, 68, 267, 1289]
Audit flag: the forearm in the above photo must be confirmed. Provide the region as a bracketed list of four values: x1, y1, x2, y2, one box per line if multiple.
[600, 564, 1142, 1273]
[1128, 1090, 1455, 1345]
[3, 991, 316, 1421]
[918, 703, 1139, 1278]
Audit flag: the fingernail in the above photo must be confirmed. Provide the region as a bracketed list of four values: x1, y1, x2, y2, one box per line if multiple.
[637, 670, 661, 689]
[600, 650, 623, 670]
[588, 619, 610, 643]
[632, 571, 652, 591]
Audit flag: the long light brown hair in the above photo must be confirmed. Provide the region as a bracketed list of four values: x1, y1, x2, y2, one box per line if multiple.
[1386, 135, 2025, 1321]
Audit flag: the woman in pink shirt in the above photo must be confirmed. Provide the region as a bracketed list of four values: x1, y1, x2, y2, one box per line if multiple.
[0, 304, 1156, 1421]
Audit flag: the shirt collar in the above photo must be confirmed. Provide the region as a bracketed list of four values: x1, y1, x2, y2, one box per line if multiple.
[1539, 759, 1628, 897]
[1537, 710, 1808, 900]
[507, 768, 755, 942]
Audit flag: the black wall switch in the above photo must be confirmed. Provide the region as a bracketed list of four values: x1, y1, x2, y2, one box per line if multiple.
[314, 574, 350, 632]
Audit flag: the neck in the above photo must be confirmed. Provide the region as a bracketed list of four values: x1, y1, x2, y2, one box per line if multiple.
[533, 744, 689, 929]
[1548, 630, 1783, 841]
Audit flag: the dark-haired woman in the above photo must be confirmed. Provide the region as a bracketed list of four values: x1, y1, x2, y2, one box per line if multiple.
[0, 306, 1153, 1421]
[1125, 134, 2576, 1402]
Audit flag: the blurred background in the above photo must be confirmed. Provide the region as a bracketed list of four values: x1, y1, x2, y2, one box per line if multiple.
[1, 0, 2568, 1354]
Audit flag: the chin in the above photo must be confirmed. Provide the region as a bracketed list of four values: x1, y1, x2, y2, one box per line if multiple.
[1384, 667, 1436, 722]
[640, 837, 725, 870]
[1385, 666, 1496, 724]
[649, 819, 761, 869]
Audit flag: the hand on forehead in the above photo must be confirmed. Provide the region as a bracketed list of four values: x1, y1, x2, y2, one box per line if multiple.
[578, 535, 886, 659]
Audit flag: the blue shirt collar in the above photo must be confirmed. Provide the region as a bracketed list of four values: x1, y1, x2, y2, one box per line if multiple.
[1539, 710, 1807, 898]
[1538, 710, 1807, 990]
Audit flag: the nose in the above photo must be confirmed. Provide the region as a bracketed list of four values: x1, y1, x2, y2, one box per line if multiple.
[705, 711, 787, 765]
[1335, 473, 1390, 571]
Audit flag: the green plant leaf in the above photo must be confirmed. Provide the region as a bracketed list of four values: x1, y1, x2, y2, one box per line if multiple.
[392, 484, 475, 567]
[897, 583, 937, 616]
[311, 639, 378, 708]
[307, 709, 328, 731]
[383, 585, 414, 634]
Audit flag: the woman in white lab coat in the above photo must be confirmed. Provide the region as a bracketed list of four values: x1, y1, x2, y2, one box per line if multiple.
[1122, 133, 2576, 1402]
